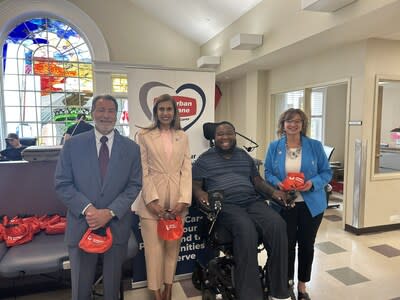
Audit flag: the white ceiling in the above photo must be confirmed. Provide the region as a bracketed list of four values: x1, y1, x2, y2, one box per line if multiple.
[129, 0, 263, 45]
[129, 0, 400, 82]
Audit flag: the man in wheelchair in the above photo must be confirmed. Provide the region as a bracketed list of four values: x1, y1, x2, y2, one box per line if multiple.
[192, 121, 293, 300]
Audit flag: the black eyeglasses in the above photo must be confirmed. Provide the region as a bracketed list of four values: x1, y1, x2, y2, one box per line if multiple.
[284, 119, 302, 124]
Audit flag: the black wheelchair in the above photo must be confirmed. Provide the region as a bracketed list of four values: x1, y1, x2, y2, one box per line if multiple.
[192, 191, 274, 300]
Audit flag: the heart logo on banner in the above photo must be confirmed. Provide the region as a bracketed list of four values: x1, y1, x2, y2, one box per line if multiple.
[139, 81, 206, 131]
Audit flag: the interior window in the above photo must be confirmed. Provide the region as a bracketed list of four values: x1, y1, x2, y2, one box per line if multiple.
[374, 78, 400, 174]
[272, 88, 325, 142]
[310, 88, 326, 142]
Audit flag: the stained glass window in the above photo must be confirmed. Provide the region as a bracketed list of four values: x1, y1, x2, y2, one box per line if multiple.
[2, 18, 93, 145]
[111, 74, 129, 137]
[112, 74, 128, 93]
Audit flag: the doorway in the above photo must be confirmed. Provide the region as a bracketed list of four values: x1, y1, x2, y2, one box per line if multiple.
[270, 82, 348, 211]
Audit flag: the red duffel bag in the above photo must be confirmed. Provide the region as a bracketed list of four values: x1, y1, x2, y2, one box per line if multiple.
[45, 217, 66, 235]
[4, 223, 33, 247]
[79, 227, 113, 254]
[21, 216, 41, 234]
[38, 214, 61, 230]
[0, 215, 8, 242]
[0, 224, 4, 242]
[157, 216, 184, 241]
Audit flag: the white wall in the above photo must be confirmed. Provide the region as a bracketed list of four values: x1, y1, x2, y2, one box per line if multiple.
[361, 38, 400, 227]
[216, 71, 268, 159]
[69, 0, 199, 68]
[216, 76, 247, 128]
[325, 84, 348, 163]
[201, 0, 399, 76]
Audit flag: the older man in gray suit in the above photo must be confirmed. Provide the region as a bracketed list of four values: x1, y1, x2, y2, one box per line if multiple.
[55, 94, 142, 300]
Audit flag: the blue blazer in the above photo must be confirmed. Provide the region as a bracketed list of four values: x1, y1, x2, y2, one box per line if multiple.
[264, 135, 332, 217]
[55, 129, 142, 246]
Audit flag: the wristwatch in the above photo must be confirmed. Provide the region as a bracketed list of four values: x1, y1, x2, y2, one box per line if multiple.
[109, 209, 116, 218]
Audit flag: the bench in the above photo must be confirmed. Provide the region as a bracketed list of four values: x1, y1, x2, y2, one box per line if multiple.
[0, 232, 68, 278]
[0, 160, 138, 299]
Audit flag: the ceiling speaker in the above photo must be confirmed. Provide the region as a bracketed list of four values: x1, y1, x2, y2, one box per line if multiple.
[197, 56, 221, 68]
[230, 34, 263, 50]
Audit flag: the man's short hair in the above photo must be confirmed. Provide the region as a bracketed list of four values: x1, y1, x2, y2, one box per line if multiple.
[91, 94, 118, 112]
[214, 121, 236, 137]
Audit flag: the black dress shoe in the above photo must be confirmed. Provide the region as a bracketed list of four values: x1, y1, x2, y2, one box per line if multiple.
[297, 291, 311, 300]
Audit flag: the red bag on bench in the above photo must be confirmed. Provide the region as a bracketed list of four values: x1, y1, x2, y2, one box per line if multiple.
[38, 214, 61, 230]
[21, 216, 41, 234]
[0, 224, 4, 242]
[0, 215, 7, 242]
[4, 223, 33, 247]
[45, 217, 66, 235]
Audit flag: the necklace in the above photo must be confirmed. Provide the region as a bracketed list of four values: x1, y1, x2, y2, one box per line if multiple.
[286, 145, 301, 159]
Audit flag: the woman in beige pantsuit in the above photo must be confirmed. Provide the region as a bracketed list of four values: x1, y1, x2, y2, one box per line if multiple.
[133, 94, 192, 300]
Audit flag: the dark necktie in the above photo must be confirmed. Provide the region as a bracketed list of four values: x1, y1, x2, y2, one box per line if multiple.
[99, 136, 109, 182]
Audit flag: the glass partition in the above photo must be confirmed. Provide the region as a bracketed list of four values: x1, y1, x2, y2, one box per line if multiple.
[374, 77, 400, 174]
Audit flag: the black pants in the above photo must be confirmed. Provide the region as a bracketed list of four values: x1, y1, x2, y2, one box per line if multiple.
[216, 201, 289, 300]
[281, 202, 323, 282]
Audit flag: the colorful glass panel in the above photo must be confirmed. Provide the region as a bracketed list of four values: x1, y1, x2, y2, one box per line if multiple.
[112, 74, 128, 93]
[2, 18, 93, 145]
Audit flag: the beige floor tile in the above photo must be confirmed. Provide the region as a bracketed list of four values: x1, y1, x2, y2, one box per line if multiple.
[2, 207, 400, 300]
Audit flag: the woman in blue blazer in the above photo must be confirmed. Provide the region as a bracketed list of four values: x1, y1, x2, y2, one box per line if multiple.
[264, 108, 332, 300]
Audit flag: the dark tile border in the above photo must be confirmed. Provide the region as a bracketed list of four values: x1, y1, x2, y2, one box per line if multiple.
[345, 223, 400, 235]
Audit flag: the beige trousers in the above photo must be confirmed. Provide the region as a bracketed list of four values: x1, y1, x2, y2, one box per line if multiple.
[140, 218, 182, 290]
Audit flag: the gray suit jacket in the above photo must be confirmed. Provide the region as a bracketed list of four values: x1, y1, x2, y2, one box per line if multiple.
[55, 129, 142, 246]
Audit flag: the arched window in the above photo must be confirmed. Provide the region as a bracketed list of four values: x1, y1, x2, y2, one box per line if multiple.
[2, 17, 93, 145]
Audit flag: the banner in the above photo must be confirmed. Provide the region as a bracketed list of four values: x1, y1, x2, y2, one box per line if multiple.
[128, 68, 215, 160]
[128, 68, 215, 284]
[131, 208, 215, 284]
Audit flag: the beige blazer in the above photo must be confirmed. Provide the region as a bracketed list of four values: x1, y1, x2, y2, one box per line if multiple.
[132, 128, 192, 219]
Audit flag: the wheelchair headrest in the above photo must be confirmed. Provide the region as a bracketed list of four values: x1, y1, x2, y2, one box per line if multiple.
[203, 122, 216, 141]
[20, 137, 37, 147]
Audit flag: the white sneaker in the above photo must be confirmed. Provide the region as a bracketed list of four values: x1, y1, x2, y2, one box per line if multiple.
[269, 297, 291, 300]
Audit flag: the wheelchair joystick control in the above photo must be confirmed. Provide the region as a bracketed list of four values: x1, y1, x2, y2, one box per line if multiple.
[199, 190, 223, 234]
[285, 190, 297, 209]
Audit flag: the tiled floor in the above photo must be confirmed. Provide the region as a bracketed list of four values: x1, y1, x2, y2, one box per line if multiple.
[2, 206, 400, 300]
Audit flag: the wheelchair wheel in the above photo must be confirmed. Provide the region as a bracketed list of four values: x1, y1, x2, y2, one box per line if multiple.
[202, 288, 217, 300]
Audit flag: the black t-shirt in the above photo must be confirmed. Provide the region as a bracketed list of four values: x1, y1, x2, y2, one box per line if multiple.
[0, 146, 27, 161]
[66, 121, 93, 136]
